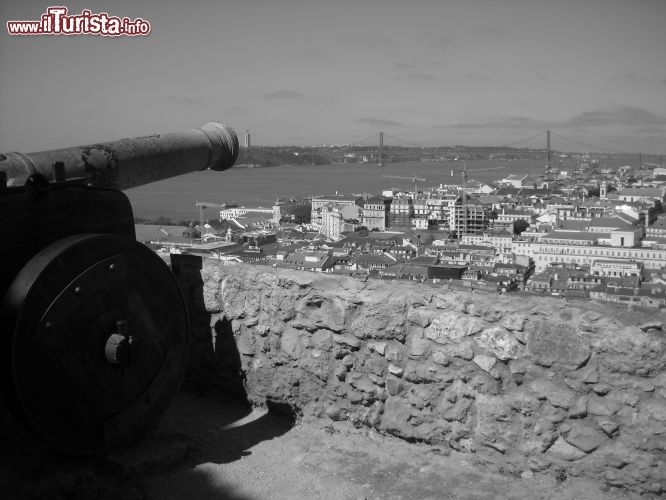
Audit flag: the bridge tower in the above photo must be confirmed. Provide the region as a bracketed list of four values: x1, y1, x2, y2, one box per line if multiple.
[546, 129, 551, 171]
[378, 131, 384, 166]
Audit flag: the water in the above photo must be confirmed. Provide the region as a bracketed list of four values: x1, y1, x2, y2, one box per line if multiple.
[124, 158, 614, 221]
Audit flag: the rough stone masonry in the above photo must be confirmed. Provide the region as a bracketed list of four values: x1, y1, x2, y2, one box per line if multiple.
[172, 256, 665, 496]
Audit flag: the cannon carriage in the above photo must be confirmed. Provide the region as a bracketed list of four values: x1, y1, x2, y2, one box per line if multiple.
[0, 122, 238, 455]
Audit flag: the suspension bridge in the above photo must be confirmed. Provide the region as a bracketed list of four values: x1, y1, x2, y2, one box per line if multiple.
[241, 129, 662, 168]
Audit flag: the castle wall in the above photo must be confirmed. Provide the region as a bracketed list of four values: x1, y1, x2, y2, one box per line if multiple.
[172, 255, 665, 496]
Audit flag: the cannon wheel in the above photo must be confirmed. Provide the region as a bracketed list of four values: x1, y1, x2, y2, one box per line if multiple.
[0, 234, 189, 455]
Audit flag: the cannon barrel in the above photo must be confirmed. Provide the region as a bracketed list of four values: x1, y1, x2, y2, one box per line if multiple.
[0, 121, 239, 190]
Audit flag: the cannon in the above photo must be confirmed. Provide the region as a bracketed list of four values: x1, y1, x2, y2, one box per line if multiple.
[0, 122, 239, 455]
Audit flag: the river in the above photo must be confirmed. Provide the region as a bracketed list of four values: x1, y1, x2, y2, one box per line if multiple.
[124, 157, 617, 221]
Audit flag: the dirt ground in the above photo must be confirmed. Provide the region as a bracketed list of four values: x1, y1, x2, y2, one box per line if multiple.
[0, 392, 645, 500]
[148, 393, 641, 500]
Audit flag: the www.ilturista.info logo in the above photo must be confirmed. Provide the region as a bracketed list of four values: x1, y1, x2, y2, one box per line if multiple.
[7, 6, 150, 36]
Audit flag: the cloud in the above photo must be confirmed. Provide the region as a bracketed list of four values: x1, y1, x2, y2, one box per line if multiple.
[426, 35, 453, 50]
[434, 116, 548, 129]
[406, 73, 436, 81]
[414, 59, 445, 68]
[568, 106, 666, 127]
[354, 35, 398, 49]
[296, 47, 329, 58]
[434, 106, 666, 130]
[264, 90, 305, 99]
[612, 73, 640, 81]
[167, 95, 196, 105]
[477, 25, 503, 37]
[396, 60, 445, 74]
[466, 73, 490, 82]
[357, 118, 403, 127]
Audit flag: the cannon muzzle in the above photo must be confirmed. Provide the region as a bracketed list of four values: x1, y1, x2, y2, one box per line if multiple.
[0, 121, 239, 190]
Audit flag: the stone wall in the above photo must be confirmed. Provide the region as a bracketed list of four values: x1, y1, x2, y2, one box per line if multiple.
[172, 255, 665, 496]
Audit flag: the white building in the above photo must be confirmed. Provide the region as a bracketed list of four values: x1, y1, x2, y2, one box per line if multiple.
[524, 230, 666, 272]
[220, 206, 273, 220]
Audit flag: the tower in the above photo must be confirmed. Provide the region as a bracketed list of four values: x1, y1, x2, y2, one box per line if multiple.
[378, 131, 384, 166]
[244, 130, 251, 148]
[600, 181, 607, 200]
[546, 129, 551, 171]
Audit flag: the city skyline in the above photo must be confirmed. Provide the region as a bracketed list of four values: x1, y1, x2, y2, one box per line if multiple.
[1, 0, 665, 154]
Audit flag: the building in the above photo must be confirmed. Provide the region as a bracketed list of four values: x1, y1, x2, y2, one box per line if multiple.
[498, 174, 537, 188]
[449, 199, 489, 235]
[590, 259, 642, 278]
[362, 197, 389, 231]
[589, 283, 666, 308]
[425, 195, 458, 223]
[530, 232, 666, 272]
[220, 206, 274, 220]
[272, 199, 312, 224]
[461, 230, 514, 256]
[389, 196, 414, 228]
[320, 205, 344, 241]
[614, 187, 664, 204]
[311, 195, 363, 228]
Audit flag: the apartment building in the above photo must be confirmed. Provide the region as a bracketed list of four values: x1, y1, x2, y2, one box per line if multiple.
[272, 199, 312, 224]
[530, 237, 666, 272]
[311, 195, 363, 228]
[449, 200, 490, 235]
[461, 230, 514, 255]
[362, 197, 389, 231]
[589, 259, 642, 277]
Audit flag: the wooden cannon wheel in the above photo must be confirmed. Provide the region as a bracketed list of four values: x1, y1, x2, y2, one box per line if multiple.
[0, 234, 190, 455]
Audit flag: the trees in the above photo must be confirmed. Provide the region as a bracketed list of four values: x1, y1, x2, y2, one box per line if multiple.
[513, 218, 530, 235]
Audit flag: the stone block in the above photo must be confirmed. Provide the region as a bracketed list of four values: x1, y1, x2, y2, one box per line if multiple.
[407, 307, 433, 327]
[424, 312, 485, 344]
[350, 375, 376, 394]
[371, 341, 387, 355]
[588, 396, 621, 417]
[476, 326, 525, 360]
[528, 380, 576, 410]
[473, 354, 497, 373]
[312, 329, 334, 351]
[408, 336, 430, 359]
[347, 388, 364, 404]
[641, 398, 666, 422]
[384, 342, 404, 363]
[379, 397, 413, 436]
[333, 334, 361, 349]
[562, 421, 607, 453]
[500, 312, 526, 332]
[388, 364, 404, 377]
[441, 398, 472, 422]
[280, 326, 303, 360]
[567, 396, 588, 419]
[385, 376, 405, 396]
[431, 349, 450, 366]
[596, 419, 619, 436]
[547, 437, 587, 461]
[334, 364, 347, 381]
[526, 320, 591, 370]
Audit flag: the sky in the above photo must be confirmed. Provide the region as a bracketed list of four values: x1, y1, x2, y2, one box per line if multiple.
[1, 0, 665, 154]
